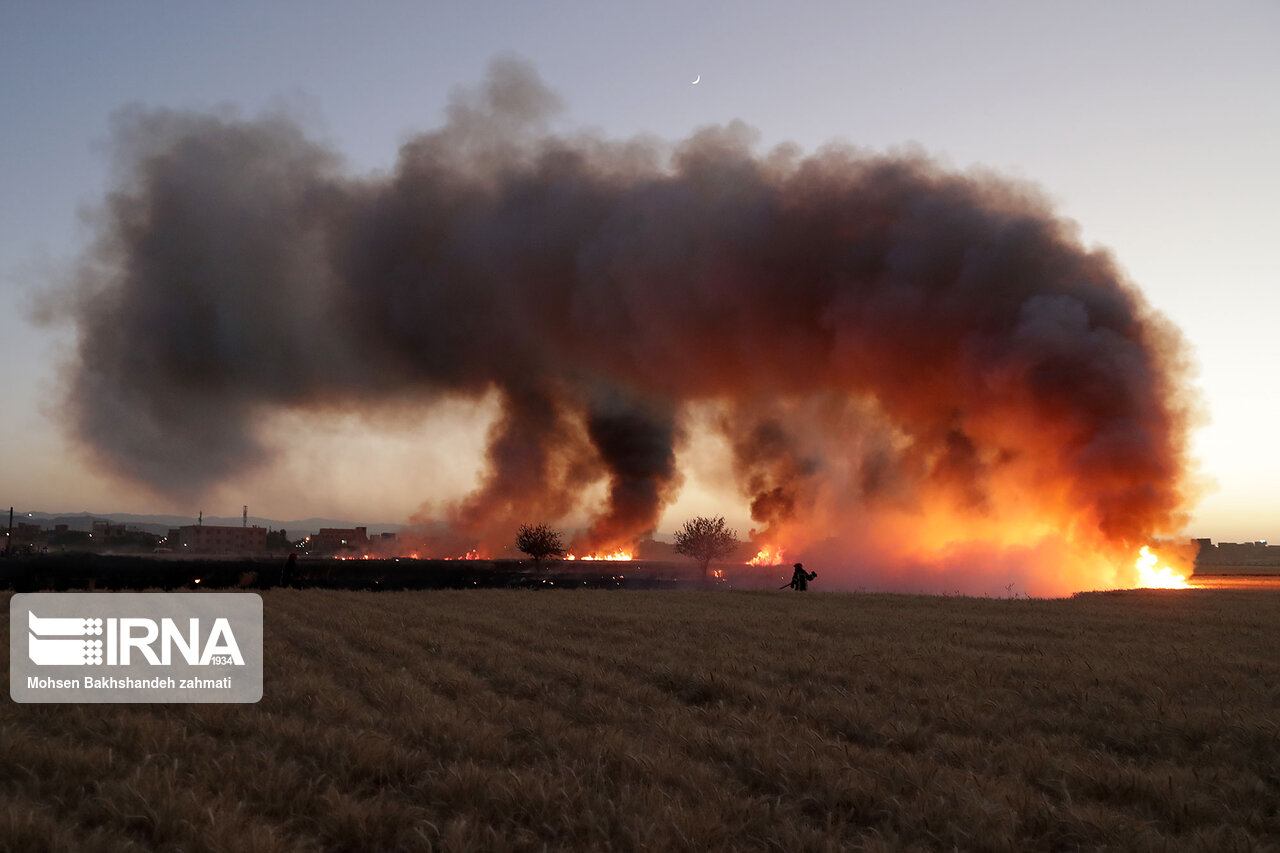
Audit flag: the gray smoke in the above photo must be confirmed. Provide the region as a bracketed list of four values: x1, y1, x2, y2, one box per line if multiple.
[52, 58, 1198, 567]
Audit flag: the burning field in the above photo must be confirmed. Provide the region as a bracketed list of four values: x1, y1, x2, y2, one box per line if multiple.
[51, 59, 1201, 595]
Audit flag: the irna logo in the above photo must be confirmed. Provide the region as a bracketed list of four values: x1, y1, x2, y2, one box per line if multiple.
[11, 592, 263, 704]
[27, 611, 245, 667]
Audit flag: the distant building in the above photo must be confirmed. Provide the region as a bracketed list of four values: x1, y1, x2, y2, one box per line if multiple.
[175, 524, 267, 555]
[316, 527, 369, 553]
[92, 520, 130, 539]
[1193, 538, 1280, 567]
[12, 522, 44, 549]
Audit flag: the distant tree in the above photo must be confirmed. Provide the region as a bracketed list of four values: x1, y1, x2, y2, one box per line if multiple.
[515, 523, 565, 569]
[674, 516, 739, 579]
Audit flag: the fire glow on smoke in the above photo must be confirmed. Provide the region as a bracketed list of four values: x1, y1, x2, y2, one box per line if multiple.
[53, 59, 1201, 595]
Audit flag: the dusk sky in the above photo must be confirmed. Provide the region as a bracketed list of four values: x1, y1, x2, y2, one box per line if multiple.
[2, 1, 1278, 543]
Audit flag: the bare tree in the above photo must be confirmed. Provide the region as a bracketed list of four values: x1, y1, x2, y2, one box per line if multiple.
[515, 523, 565, 569]
[674, 515, 739, 579]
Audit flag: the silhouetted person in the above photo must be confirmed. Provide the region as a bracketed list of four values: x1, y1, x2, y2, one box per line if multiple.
[281, 552, 297, 587]
[788, 562, 817, 591]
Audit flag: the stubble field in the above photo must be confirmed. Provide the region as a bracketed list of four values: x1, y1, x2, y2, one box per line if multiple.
[2, 588, 1278, 851]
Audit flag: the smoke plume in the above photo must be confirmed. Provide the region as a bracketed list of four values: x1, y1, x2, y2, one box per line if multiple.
[55, 58, 1199, 592]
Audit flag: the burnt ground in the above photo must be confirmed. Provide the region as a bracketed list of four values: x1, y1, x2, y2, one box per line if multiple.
[0, 553, 789, 592]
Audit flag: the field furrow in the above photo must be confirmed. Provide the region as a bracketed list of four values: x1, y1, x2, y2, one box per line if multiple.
[3, 589, 1279, 851]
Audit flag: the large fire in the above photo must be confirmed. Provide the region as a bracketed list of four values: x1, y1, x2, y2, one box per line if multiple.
[1134, 545, 1190, 589]
[564, 549, 633, 561]
[63, 62, 1202, 599]
[748, 545, 786, 566]
[740, 530, 1192, 593]
[324, 533, 1193, 594]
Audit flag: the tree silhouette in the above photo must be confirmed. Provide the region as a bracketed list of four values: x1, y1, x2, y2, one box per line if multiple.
[674, 515, 739, 579]
[515, 523, 565, 569]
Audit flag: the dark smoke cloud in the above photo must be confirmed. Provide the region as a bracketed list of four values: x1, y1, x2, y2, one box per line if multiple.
[54, 58, 1198, 583]
[582, 391, 683, 550]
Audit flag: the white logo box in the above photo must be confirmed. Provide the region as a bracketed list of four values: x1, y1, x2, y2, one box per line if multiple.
[11, 592, 262, 703]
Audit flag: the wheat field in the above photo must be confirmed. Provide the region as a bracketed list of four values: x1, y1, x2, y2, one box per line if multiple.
[2, 588, 1278, 851]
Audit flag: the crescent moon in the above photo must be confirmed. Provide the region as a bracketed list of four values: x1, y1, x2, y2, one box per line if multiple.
[692, 75, 700, 85]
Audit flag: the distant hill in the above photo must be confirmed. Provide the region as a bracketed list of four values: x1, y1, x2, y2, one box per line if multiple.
[12, 511, 405, 538]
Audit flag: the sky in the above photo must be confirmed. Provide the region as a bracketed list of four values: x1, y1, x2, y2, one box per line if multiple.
[1, 0, 1278, 541]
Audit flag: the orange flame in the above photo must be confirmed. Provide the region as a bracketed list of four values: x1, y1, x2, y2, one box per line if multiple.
[748, 545, 786, 566]
[1134, 545, 1190, 589]
[564, 548, 633, 561]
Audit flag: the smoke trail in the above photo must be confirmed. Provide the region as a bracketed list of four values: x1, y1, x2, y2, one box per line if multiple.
[581, 390, 683, 550]
[53, 58, 1199, 590]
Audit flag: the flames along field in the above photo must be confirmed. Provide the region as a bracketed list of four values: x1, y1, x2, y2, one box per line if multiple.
[2, 587, 1278, 851]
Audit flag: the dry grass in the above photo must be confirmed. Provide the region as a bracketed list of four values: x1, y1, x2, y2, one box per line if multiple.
[3, 588, 1279, 851]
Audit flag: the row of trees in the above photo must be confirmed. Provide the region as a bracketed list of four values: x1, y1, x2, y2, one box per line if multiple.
[515, 516, 740, 579]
